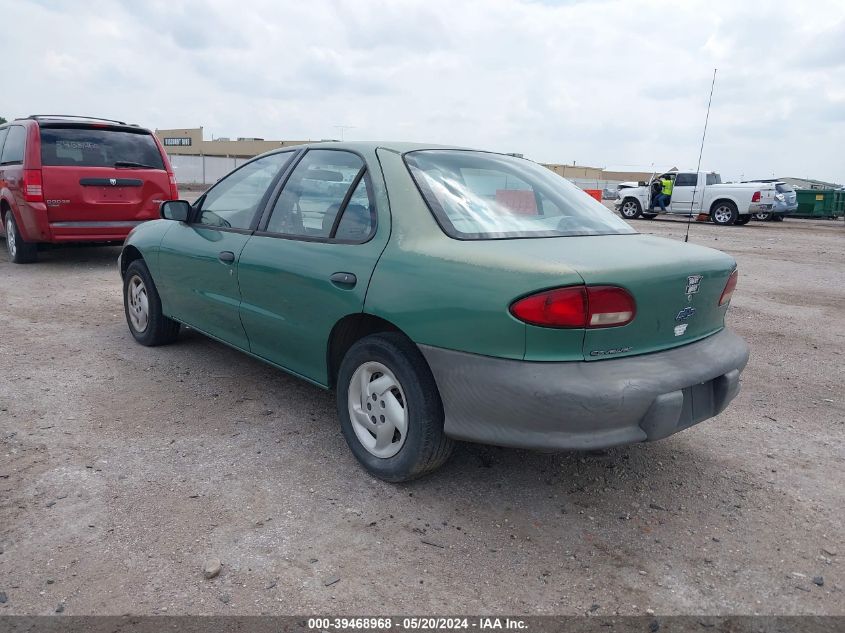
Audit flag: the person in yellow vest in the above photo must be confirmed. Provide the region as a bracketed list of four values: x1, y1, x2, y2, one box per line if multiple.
[653, 174, 674, 212]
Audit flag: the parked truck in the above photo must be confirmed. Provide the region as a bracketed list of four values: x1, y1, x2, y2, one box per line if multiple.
[615, 171, 776, 226]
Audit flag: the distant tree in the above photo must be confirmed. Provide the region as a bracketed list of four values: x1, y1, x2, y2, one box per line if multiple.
[0, 116, 6, 125]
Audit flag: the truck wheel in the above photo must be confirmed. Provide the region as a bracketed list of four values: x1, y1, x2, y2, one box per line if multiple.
[711, 202, 738, 226]
[754, 211, 771, 221]
[337, 332, 454, 482]
[619, 199, 642, 219]
[4, 213, 38, 264]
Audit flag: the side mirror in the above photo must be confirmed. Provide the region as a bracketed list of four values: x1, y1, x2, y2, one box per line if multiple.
[160, 200, 192, 222]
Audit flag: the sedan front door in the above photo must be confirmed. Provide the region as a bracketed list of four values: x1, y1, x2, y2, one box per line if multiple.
[156, 151, 295, 349]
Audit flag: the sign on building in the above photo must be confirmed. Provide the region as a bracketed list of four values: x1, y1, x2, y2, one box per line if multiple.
[163, 137, 192, 147]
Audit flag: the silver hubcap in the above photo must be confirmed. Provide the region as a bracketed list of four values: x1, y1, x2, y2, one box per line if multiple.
[347, 361, 408, 458]
[621, 202, 638, 217]
[127, 275, 150, 333]
[6, 217, 16, 258]
[714, 207, 733, 223]
[755, 213, 770, 220]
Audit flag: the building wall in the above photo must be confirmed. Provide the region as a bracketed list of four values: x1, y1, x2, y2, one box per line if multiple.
[154, 127, 312, 158]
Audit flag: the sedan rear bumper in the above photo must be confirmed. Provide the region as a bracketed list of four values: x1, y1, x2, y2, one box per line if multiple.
[419, 328, 750, 451]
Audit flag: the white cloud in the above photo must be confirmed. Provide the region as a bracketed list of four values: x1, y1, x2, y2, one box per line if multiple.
[2, 0, 843, 182]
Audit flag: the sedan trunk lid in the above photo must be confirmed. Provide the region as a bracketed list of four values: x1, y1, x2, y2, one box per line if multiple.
[518, 234, 737, 361]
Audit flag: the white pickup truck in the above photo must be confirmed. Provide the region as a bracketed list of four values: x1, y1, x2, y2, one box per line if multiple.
[615, 171, 776, 226]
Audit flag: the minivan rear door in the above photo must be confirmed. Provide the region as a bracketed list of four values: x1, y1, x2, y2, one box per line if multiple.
[38, 124, 172, 226]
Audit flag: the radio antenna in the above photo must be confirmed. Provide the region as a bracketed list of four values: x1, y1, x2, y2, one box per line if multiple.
[685, 68, 717, 243]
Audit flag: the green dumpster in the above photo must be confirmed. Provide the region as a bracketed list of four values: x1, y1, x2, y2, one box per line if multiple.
[794, 189, 844, 219]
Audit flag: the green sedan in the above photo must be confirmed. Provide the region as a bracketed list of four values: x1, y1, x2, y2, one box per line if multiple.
[119, 142, 749, 481]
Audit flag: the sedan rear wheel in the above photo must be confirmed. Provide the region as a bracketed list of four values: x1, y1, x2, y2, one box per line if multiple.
[619, 199, 642, 219]
[338, 332, 454, 482]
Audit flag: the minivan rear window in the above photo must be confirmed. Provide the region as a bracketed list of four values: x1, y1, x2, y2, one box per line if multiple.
[40, 127, 165, 169]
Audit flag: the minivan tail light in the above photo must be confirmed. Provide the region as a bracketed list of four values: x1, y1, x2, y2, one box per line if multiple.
[751, 191, 761, 202]
[719, 269, 738, 306]
[168, 173, 179, 200]
[510, 285, 636, 329]
[23, 169, 44, 203]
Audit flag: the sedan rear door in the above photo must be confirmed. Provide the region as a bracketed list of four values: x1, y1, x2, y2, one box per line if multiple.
[237, 149, 390, 386]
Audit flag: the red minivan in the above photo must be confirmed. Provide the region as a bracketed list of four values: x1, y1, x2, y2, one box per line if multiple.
[0, 115, 178, 263]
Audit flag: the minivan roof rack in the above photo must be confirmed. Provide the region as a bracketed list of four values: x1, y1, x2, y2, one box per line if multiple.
[26, 114, 129, 126]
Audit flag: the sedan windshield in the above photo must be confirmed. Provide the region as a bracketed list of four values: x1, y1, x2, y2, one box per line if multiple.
[405, 150, 636, 239]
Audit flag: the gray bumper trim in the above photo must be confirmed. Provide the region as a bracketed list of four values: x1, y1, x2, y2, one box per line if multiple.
[419, 329, 749, 451]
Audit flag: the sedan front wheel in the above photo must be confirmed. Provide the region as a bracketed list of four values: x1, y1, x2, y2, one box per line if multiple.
[123, 259, 181, 346]
[337, 332, 454, 482]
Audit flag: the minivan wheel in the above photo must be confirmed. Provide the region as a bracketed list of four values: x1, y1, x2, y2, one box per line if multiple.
[711, 202, 739, 225]
[5, 214, 38, 263]
[619, 199, 642, 219]
[123, 259, 180, 346]
[337, 332, 454, 482]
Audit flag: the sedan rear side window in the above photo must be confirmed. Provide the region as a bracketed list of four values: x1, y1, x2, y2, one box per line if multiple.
[39, 127, 165, 169]
[266, 150, 374, 241]
[405, 150, 635, 240]
[0, 126, 26, 165]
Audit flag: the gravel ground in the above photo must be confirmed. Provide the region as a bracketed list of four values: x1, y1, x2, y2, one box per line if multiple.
[0, 215, 843, 616]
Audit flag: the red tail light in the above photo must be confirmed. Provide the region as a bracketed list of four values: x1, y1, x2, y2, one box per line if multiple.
[510, 285, 636, 328]
[168, 173, 179, 200]
[719, 269, 738, 306]
[22, 169, 44, 203]
[751, 191, 761, 202]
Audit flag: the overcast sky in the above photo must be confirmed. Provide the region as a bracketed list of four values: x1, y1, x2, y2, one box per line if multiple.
[3, 0, 844, 182]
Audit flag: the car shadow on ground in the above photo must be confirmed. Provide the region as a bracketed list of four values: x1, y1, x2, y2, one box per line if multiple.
[0, 242, 123, 267]
[168, 327, 748, 516]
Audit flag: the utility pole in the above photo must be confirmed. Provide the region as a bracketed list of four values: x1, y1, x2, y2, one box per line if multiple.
[333, 125, 356, 141]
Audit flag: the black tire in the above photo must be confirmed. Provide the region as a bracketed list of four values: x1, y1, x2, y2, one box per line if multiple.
[337, 332, 454, 482]
[711, 201, 739, 225]
[619, 198, 642, 219]
[735, 215, 752, 225]
[123, 259, 180, 346]
[4, 212, 38, 263]
[772, 215, 785, 222]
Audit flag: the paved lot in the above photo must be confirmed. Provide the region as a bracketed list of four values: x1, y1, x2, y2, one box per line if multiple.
[1, 216, 843, 615]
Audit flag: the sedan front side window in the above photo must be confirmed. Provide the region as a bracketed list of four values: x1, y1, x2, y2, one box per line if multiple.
[197, 151, 294, 229]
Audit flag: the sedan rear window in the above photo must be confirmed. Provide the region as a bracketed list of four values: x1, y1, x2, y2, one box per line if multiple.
[776, 183, 794, 193]
[405, 150, 635, 239]
[40, 127, 165, 169]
